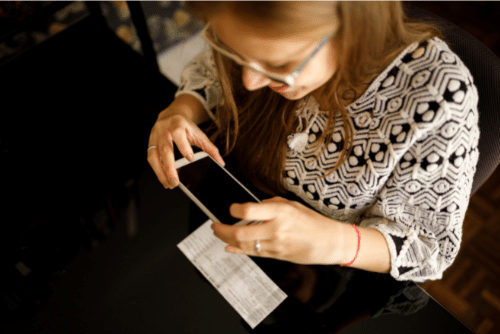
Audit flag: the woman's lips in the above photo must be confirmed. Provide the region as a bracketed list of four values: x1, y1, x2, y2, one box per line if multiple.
[269, 84, 289, 93]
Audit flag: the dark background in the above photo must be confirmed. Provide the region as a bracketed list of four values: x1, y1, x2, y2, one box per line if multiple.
[1, 1, 500, 334]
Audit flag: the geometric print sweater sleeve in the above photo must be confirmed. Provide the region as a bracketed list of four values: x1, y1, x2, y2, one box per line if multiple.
[284, 37, 479, 282]
[174, 38, 479, 282]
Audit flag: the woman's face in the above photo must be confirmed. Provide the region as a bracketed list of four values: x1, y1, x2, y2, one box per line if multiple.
[211, 10, 338, 100]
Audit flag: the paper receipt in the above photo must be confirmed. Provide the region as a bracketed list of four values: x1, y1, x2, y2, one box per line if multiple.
[177, 219, 287, 329]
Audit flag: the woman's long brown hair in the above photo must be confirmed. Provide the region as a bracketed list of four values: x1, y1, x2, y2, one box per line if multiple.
[186, 1, 444, 196]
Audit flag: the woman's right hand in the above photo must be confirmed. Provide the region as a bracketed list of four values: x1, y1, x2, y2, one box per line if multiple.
[147, 112, 225, 189]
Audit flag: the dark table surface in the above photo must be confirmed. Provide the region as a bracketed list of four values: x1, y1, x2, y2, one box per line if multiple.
[1, 157, 475, 334]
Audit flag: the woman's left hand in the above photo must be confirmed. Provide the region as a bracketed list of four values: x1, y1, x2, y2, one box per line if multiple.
[211, 196, 343, 265]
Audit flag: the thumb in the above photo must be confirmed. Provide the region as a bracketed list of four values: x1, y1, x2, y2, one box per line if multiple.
[262, 196, 288, 203]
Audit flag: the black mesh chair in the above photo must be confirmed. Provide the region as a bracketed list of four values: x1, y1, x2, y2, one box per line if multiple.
[404, 4, 500, 195]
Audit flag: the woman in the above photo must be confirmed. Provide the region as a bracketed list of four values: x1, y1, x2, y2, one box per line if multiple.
[147, 1, 479, 282]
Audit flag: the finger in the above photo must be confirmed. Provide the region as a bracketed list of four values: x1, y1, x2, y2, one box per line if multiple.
[147, 149, 170, 189]
[187, 127, 225, 166]
[262, 196, 288, 204]
[170, 125, 195, 162]
[225, 240, 274, 257]
[161, 148, 179, 189]
[157, 134, 179, 188]
[211, 222, 271, 243]
[229, 202, 285, 221]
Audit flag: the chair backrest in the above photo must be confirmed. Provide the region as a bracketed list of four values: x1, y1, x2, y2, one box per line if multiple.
[404, 4, 500, 195]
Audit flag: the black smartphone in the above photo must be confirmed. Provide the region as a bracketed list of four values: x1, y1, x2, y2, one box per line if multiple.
[175, 151, 261, 225]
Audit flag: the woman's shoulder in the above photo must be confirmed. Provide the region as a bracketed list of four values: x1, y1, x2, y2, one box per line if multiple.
[344, 36, 479, 145]
[367, 36, 475, 94]
[390, 36, 476, 97]
[401, 36, 473, 78]
[351, 37, 478, 118]
[396, 36, 478, 119]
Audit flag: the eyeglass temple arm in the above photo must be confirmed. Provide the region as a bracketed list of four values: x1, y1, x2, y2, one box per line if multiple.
[288, 32, 336, 79]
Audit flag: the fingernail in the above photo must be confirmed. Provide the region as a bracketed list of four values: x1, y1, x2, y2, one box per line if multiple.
[188, 153, 194, 161]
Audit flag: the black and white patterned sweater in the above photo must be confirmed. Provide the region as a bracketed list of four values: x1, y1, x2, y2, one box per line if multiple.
[175, 37, 479, 282]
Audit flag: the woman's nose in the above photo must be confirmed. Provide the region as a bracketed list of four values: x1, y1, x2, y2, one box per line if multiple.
[242, 67, 271, 91]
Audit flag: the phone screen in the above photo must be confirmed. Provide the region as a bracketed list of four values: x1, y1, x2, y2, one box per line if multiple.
[177, 156, 259, 225]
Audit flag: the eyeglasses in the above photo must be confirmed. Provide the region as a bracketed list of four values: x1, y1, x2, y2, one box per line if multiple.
[202, 24, 336, 87]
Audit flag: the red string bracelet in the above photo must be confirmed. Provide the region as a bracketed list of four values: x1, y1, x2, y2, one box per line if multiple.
[340, 224, 360, 267]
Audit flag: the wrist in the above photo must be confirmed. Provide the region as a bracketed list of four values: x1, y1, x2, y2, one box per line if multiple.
[339, 224, 360, 267]
[314, 218, 346, 265]
[335, 222, 359, 266]
[158, 93, 211, 125]
[334, 223, 391, 273]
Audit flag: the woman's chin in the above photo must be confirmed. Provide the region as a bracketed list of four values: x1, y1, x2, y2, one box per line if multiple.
[280, 88, 309, 100]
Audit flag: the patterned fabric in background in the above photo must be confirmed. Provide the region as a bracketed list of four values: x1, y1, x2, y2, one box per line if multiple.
[100, 1, 203, 54]
[0, 1, 51, 28]
[0, 1, 203, 65]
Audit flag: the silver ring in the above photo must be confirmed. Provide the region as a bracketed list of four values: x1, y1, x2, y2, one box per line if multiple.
[147, 145, 157, 152]
[255, 240, 261, 253]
